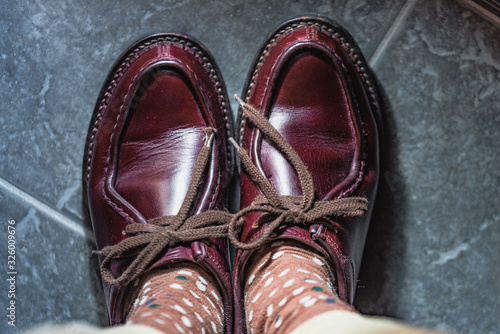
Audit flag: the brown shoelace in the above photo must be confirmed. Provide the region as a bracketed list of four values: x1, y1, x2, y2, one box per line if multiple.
[97, 127, 232, 287]
[228, 96, 368, 250]
[97, 98, 368, 286]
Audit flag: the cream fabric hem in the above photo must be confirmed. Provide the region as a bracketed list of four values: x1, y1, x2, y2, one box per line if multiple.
[22, 322, 163, 334]
[290, 310, 447, 334]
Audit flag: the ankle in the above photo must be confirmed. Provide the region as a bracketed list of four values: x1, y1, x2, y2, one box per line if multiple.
[244, 240, 355, 334]
[126, 262, 224, 334]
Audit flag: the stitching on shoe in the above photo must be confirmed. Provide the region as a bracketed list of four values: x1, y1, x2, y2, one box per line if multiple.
[208, 172, 221, 210]
[86, 37, 232, 182]
[325, 233, 351, 265]
[102, 57, 144, 224]
[239, 20, 380, 198]
[324, 232, 352, 295]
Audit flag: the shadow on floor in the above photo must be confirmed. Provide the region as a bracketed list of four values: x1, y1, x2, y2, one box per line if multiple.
[354, 72, 409, 317]
[82, 200, 109, 326]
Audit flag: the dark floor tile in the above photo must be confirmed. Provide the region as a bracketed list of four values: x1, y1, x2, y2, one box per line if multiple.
[0, 0, 404, 221]
[355, 0, 500, 333]
[5, 0, 499, 333]
[0, 188, 107, 333]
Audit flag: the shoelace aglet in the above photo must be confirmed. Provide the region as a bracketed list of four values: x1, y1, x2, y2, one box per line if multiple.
[203, 128, 216, 148]
[228, 137, 241, 150]
[234, 94, 245, 107]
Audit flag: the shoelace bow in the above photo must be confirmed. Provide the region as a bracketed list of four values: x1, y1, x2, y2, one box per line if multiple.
[227, 95, 368, 250]
[97, 127, 232, 287]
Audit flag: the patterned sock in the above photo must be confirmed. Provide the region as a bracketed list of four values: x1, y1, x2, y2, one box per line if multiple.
[244, 240, 356, 334]
[125, 262, 224, 334]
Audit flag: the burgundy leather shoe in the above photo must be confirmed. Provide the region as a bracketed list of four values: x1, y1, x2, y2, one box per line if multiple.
[83, 33, 234, 331]
[230, 16, 381, 333]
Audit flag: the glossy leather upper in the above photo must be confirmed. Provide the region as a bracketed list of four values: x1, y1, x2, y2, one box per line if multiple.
[84, 34, 233, 331]
[233, 17, 381, 334]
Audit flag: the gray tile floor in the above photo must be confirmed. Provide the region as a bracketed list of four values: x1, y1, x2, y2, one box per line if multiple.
[0, 0, 499, 333]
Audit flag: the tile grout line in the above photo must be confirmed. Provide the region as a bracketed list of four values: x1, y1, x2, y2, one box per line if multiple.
[368, 0, 420, 67]
[0, 176, 95, 242]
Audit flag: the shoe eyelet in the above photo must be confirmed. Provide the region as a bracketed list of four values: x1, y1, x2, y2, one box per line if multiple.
[309, 224, 326, 241]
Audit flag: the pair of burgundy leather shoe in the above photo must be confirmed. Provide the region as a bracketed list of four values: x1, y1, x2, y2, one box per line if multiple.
[84, 16, 381, 334]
